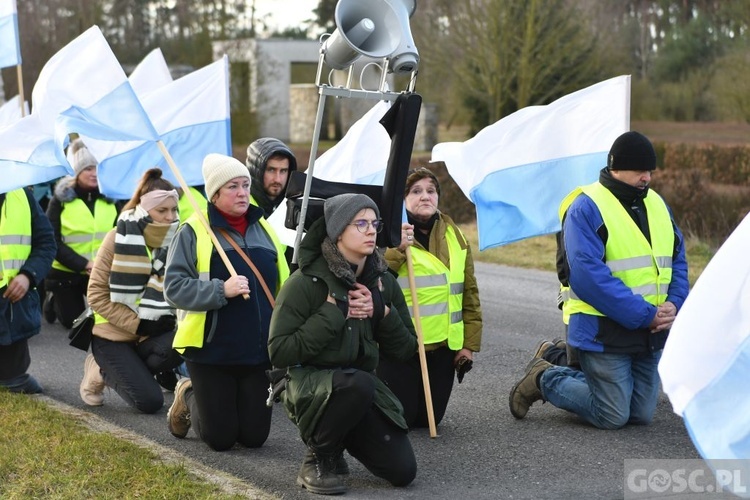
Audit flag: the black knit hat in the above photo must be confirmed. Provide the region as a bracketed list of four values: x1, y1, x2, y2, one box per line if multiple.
[324, 193, 380, 241]
[607, 131, 656, 171]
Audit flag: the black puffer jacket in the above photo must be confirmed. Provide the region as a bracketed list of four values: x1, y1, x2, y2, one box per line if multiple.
[245, 138, 297, 217]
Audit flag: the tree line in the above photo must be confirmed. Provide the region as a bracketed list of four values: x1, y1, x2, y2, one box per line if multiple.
[2, 0, 749, 131]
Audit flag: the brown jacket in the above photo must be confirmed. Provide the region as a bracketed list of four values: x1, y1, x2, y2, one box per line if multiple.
[87, 229, 144, 342]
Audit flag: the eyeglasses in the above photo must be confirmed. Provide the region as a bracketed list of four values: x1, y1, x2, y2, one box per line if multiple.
[349, 219, 384, 233]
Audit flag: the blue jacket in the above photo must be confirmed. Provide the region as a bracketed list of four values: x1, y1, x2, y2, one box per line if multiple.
[0, 189, 56, 345]
[563, 184, 689, 354]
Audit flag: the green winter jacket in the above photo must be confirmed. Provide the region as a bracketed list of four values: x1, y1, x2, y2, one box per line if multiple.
[268, 218, 418, 442]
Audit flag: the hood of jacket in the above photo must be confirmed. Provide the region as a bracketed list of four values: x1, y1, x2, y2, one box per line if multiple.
[53, 176, 112, 204]
[246, 138, 298, 215]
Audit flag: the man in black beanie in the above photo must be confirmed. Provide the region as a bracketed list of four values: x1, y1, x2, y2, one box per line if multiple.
[509, 131, 689, 429]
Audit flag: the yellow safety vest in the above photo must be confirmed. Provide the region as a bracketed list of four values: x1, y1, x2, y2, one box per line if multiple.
[396, 225, 466, 349]
[173, 213, 290, 352]
[0, 189, 32, 289]
[53, 198, 116, 273]
[559, 182, 674, 320]
[178, 187, 207, 224]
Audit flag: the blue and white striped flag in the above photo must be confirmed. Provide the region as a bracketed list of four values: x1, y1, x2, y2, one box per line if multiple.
[128, 48, 173, 98]
[432, 75, 631, 250]
[82, 56, 231, 199]
[0, 0, 21, 68]
[0, 95, 26, 129]
[659, 212, 750, 465]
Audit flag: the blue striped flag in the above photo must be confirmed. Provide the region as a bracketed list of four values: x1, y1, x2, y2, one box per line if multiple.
[0, 0, 21, 68]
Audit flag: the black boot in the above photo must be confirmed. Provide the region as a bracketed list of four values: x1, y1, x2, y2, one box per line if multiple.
[296, 448, 347, 495]
[331, 451, 349, 476]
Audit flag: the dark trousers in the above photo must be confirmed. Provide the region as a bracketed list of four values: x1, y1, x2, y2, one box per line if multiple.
[0, 338, 30, 379]
[377, 346, 456, 428]
[311, 369, 417, 487]
[184, 360, 272, 452]
[92, 333, 181, 414]
[46, 270, 88, 328]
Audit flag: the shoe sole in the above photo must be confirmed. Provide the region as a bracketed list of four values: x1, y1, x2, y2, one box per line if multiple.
[296, 476, 347, 495]
[167, 379, 191, 438]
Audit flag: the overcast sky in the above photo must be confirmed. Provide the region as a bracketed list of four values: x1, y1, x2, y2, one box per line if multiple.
[255, 0, 318, 31]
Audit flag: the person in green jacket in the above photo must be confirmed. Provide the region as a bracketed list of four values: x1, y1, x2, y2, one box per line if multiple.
[268, 193, 418, 495]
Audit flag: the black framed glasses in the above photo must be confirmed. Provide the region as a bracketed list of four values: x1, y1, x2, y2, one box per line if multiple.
[350, 219, 384, 233]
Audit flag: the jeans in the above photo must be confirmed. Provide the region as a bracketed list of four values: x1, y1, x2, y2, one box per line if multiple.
[540, 349, 662, 429]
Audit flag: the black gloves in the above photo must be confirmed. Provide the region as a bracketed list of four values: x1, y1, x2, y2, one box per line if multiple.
[136, 315, 176, 336]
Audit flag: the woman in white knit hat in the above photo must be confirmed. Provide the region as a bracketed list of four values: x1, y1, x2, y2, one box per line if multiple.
[164, 153, 289, 452]
[43, 138, 120, 328]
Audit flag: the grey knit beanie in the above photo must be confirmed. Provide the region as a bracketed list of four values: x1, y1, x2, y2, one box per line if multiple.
[67, 138, 98, 176]
[324, 193, 380, 241]
[202, 153, 251, 201]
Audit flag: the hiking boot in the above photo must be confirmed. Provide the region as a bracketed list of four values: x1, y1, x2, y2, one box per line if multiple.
[509, 358, 552, 419]
[552, 337, 567, 351]
[532, 340, 555, 359]
[79, 353, 105, 406]
[296, 448, 347, 495]
[156, 371, 178, 392]
[167, 378, 192, 438]
[43, 292, 56, 324]
[332, 451, 349, 476]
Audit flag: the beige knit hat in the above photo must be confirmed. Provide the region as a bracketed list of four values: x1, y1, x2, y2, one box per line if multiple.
[202, 153, 251, 201]
[67, 138, 98, 176]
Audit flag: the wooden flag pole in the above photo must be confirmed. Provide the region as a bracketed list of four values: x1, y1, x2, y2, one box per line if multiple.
[16, 64, 25, 117]
[405, 245, 438, 438]
[156, 141, 248, 300]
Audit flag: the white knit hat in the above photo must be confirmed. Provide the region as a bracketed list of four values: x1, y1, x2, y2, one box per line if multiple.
[67, 138, 98, 176]
[202, 153, 251, 201]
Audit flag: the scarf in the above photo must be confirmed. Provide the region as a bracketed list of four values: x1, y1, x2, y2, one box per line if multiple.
[110, 205, 178, 320]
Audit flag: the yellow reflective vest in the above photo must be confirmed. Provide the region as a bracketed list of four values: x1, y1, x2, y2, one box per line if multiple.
[559, 182, 674, 320]
[173, 213, 289, 352]
[178, 187, 207, 224]
[396, 225, 466, 349]
[0, 189, 32, 289]
[52, 198, 116, 273]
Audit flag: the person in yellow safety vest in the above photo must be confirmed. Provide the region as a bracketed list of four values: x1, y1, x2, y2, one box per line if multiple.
[379, 167, 483, 429]
[44, 138, 119, 328]
[164, 153, 289, 452]
[81, 168, 183, 412]
[509, 131, 689, 430]
[177, 185, 207, 223]
[0, 187, 56, 394]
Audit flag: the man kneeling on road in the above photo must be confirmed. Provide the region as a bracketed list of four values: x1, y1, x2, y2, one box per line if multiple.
[509, 131, 689, 429]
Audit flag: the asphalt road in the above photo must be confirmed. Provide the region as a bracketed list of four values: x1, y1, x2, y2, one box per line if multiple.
[28, 262, 700, 499]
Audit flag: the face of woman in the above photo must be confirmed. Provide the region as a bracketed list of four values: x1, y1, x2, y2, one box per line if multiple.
[76, 166, 98, 191]
[147, 197, 179, 224]
[405, 177, 439, 222]
[213, 176, 251, 217]
[337, 208, 379, 262]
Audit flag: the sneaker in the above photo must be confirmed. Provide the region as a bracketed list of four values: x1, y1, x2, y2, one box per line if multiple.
[79, 353, 105, 406]
[509, 358, 553, 419]
[43, 292, 56, 324]
[167, 378, 192, 438]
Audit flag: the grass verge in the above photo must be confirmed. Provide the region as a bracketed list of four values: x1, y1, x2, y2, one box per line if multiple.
[0, 391, 247, 499]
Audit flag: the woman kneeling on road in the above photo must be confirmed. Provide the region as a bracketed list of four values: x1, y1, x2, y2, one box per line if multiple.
[268, 193, 418, 495]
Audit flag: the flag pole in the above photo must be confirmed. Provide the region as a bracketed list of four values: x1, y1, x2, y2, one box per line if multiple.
[405, 245, 437, 438]
[156, 140, 248, 300]
[16, 64, 24, 117]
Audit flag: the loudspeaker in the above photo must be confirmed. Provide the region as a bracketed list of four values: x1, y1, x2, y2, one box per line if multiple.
[385, 0, 419, 74]
[322, 0, 403, 70]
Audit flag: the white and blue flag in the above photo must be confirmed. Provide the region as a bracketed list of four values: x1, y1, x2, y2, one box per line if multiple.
[0, 0, 21, 68]
[431, 75, 631, 250]
[659, 212, 750, 464]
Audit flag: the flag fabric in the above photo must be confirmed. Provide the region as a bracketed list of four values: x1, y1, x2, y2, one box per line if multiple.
[313, 100, 392, 184]
[83, 56, 232, 200]
[0, 25, 157, 193]
[128, 48, 172, 98]
[659, 212, 750, 463]
[431, 75, 631, 250]
[0, 94, 26, 128]
[0, 0, 21, 68]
